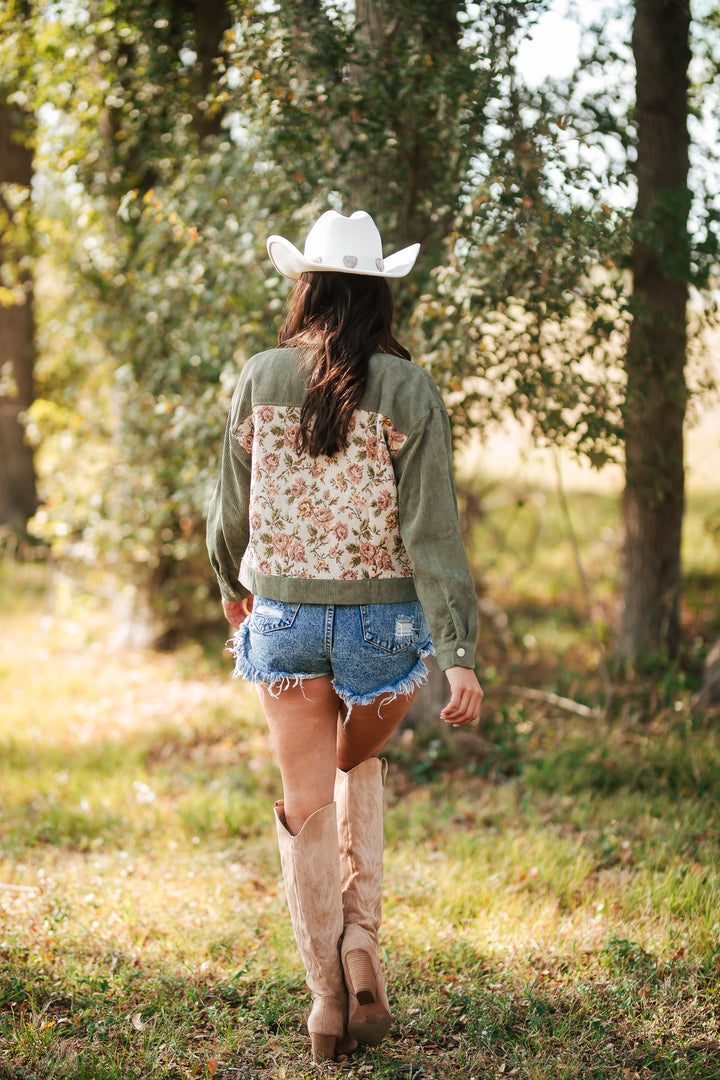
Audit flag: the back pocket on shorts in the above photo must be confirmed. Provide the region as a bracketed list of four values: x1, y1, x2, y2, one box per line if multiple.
[251, 599, 300, 633]
[360, 601, 424, 653]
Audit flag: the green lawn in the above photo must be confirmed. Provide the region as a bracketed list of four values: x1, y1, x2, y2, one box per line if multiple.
[1, 487, 720, 1079]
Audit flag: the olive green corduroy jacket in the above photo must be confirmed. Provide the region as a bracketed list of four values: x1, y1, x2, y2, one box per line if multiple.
[206, 347, 478, 671]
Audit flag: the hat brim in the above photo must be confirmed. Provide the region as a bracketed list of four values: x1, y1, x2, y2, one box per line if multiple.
[266, 235, 420, 280]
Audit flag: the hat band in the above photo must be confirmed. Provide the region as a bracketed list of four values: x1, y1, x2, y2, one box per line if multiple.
[308, 253, 385, 273]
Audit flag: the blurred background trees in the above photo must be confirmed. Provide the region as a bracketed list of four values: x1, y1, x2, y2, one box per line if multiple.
[0, 0, 718, 670]
[0, 1, 37, 529]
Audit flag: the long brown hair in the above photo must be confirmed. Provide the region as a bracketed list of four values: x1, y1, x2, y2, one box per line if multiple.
[278, 271, 411, 457]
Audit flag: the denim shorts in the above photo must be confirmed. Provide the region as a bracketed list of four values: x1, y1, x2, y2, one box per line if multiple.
[231, 597, 434, 711]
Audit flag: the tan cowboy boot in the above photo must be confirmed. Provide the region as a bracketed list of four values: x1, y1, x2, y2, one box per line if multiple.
[274, 801, 356, 1062]
[335, 758, 393, 1046]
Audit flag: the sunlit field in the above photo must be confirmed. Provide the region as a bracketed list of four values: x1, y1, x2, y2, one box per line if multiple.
[2, 481, 720, 1079]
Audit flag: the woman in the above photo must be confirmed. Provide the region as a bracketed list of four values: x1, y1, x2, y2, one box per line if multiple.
[207, 209, 483, 1062]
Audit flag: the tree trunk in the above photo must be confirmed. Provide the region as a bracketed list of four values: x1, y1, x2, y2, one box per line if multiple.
[0, 100, 37, 529]
[352, 1, 464, 256]
[618, 0, 691, 660]
[190, 0, 233, 142]
[694, 636, 720, 708]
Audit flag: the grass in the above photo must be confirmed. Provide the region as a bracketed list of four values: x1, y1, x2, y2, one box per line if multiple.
[460, 479, 720, 702]
[2, 485, 720, 1079]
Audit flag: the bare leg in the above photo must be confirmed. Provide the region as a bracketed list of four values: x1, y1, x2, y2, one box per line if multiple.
[259, 676, 341, 836]
[259, 678, 418, 828]
[336, 690, 417, 772]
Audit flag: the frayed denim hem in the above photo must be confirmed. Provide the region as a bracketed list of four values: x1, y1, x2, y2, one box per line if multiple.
[228, 628, 320, 697]
[334, 642, 435, 724]
[228, 617, 435, 717]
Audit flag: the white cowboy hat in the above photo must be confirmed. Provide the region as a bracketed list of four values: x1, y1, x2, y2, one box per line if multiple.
[266, 210, 420, 280]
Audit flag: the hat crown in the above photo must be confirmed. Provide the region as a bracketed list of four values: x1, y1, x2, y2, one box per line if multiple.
[303, 210, 383, 270]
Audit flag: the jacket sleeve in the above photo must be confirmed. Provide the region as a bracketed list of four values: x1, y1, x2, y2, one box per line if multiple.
[206, 382, 252, 603]
[393, 404, 478, 671]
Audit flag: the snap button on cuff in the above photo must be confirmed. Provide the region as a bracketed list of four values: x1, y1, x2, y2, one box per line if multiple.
[456, 647, 466, 658]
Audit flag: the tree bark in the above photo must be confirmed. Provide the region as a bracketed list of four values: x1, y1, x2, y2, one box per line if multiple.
[351, 0, 464, 257]
[618, 0, 691, 660]
[190, 0, 233, 142]
[694, 636, 720, 708]
[0, 100, 37, 529]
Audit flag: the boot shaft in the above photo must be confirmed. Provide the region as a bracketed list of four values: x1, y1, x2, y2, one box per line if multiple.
[334, 759, 393, 1045]
[334, 758, 387, 935]
[274, 801, 345, 998]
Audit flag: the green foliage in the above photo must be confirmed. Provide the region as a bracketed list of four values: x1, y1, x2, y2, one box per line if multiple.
[412, 4, 638, 462]
[21, 2, 295, 631]
[22, 0, 561, 633]
[416, 184, 630, 461]
[5, 0, 719, 637]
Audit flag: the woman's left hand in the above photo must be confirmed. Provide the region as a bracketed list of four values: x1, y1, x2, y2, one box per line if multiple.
[223, 596, 253, 629]
[441, 666, 483, 727]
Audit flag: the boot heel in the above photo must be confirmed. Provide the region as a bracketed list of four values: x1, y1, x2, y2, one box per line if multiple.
[311, 1033, 337, 1062]
[344, 948, 377, 1005]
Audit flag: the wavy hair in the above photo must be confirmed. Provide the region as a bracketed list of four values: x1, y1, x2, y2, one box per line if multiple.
[278, 271, 411, 457]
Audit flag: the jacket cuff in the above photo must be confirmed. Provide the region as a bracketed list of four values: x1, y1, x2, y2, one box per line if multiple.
[436, 642, 475, 671]
[218, 580, 249, 603]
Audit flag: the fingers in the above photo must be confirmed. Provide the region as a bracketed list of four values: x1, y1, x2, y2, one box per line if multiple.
[222, 596, 253, 629]
[440, 666, 484, 728]
[440, 688, 483, 727]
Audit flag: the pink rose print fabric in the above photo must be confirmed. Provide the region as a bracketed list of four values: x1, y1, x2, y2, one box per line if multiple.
[235, 405, 413, 581]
